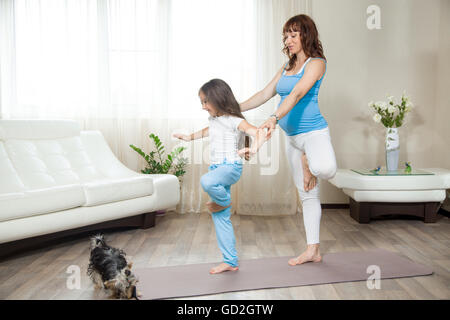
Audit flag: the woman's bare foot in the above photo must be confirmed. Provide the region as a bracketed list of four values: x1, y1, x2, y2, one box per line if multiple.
[302, 153, 317, 192]
[288, 244, 322, 266]
[209, 263, 239, 274]
[206, 201, 231, 213]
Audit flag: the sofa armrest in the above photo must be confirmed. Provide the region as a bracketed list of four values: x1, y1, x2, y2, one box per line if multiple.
[80, 130, 140, 179]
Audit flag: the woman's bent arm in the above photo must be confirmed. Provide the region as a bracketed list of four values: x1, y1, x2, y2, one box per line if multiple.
[259, 59, 326, 138]
[273, 59, 325, 120]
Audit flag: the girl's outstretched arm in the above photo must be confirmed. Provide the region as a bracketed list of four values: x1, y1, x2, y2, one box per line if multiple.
[173, 127, 209, 141]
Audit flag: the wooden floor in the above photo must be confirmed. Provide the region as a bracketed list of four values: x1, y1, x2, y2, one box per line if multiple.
[0, 209, 449, 300]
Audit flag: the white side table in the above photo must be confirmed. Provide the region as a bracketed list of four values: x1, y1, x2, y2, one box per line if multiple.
[328, 168, 450, 223]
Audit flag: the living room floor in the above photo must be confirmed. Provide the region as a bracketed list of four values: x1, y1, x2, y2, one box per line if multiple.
[0, 209, 449, 300]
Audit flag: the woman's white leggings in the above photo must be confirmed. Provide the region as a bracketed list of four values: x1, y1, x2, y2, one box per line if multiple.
[285, 127, 337, 245]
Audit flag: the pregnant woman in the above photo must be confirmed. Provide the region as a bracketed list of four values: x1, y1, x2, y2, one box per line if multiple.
[239, 14, 337, 265]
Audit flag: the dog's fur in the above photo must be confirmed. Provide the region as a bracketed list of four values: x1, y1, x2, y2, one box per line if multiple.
[87, 234, 139, 299]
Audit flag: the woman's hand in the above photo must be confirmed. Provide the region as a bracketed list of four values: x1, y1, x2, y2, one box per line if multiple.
[259, 116, 277, 140]
[173, 133, 191, 141]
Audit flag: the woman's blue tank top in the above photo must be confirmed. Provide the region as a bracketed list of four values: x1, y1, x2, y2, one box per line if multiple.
[276, 57, 328, 136]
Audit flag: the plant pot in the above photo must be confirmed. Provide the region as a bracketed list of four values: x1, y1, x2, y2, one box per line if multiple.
[385, 127, 399, 171]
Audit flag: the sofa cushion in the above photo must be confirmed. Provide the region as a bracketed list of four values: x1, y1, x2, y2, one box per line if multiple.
[4, 137, 105, 189]
[82, 176, 154, 207]
[0, 184, 86, 222]
[0, 142, 26, 194]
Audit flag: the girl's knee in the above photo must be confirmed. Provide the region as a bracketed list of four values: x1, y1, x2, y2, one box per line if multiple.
[200, 175, 213, 192]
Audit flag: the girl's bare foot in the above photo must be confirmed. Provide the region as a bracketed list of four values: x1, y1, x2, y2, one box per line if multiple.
[206, 201, 231, 213]
[288, 245, 322, 266]
[209, 263, 239, 274]
[302, 153, 317, 192]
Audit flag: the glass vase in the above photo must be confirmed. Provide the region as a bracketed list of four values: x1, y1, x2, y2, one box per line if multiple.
[385, 127, 400, 171]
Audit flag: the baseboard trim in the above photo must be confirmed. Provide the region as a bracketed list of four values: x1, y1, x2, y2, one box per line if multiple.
[321, 203, 349, 209]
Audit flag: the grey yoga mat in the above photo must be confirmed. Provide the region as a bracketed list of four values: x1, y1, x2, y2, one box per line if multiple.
[134, 248, 433, 300]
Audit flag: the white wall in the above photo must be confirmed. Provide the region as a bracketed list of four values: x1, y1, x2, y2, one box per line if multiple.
[310, 0, 449, 203]
[434, 0, 450, 169]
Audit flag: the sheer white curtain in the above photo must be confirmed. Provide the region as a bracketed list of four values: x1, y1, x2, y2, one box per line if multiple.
[0, 0, 170, 120]
[0, 0, 310, 215]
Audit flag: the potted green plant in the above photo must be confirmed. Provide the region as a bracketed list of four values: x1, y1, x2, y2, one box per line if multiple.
[130, 133, 188, 215]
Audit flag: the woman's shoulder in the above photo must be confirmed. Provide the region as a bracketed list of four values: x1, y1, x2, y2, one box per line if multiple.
[308, 57, 327, 65]
[310, 56, 327, 61]
[305, 57, 326, 72]
[303, 58, 326, 81]
[306, 57, 327, 67]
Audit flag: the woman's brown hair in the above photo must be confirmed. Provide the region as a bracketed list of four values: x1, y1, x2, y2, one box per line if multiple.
[199, 79, 245, 119]
[282, 14, 326, 71]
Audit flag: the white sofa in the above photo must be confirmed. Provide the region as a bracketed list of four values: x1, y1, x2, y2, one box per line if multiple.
[0, 120, 179, 256]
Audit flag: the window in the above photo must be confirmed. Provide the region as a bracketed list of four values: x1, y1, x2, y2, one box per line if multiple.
[3, 0, 259, 120]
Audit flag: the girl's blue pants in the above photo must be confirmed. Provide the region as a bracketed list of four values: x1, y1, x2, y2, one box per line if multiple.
[200, 159, 243, 267]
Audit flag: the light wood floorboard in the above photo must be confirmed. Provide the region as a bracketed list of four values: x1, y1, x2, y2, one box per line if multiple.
[0, 209, 448, 300]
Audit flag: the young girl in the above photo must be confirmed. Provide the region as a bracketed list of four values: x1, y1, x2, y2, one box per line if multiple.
[174, 78, 266, 274]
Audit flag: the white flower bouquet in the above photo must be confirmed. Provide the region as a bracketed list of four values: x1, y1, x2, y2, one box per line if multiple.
[368, 92, 414, 128]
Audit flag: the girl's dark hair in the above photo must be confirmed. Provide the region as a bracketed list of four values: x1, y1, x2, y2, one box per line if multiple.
[199, 79, 245, 119]
[282, 14, 326, 71]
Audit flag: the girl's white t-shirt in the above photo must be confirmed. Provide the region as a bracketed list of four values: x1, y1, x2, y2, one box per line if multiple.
[208, 115, 245, 164]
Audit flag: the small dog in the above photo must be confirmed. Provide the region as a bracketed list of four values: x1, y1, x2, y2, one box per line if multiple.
[87, 234, 140, 299]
